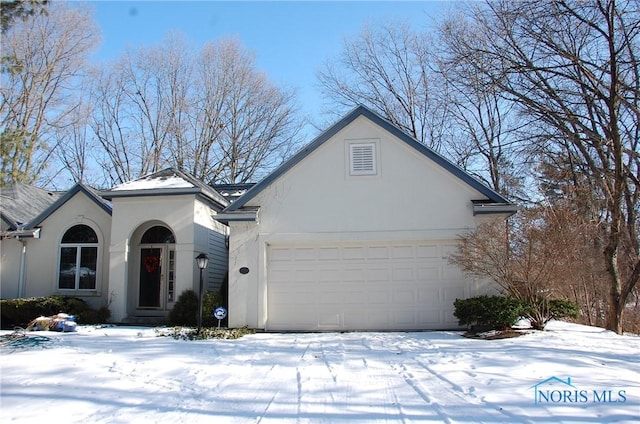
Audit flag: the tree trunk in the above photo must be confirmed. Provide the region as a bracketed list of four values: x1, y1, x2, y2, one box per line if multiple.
[605, 246, 624, 333]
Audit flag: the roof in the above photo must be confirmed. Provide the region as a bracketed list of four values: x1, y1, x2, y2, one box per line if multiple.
[0, 183, 62, 229]
[213, 183, 256, 203]
[225, 105, 514, 213]
[102, 168, 229, 210]
[25, 183, 112, 230]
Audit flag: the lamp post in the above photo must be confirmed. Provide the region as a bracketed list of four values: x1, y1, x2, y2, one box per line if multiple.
[195, 253, 209, 334]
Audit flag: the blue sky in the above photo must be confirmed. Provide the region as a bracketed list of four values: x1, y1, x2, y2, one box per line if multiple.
[87, 1, 449, 136]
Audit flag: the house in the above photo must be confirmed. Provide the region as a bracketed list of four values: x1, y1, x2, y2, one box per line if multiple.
[218, 105, 517, 331]
[1, 169, 232, 324]
[1, 105, 516, 330]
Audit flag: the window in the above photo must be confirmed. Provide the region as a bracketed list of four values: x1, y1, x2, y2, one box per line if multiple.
[58, 225, 98, 290]
[349, 142, 377, 175]
[141, 226, 176, 244]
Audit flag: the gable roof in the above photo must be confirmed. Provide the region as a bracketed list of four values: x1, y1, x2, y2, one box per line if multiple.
[225, 105, 514, 213]
[24, 183, 112, 230]
[0, 183, 63, 229]
[102, 168, 229, 210]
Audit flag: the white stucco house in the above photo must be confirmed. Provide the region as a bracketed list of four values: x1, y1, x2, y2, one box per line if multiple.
[1, 169, 232, 323]
[1, 105, 516, 330]
[218, 106, 517, 331]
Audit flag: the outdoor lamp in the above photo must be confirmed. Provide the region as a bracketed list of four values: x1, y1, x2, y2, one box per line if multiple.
[195, 253, 209, 333]
[196, 253, 209, 270]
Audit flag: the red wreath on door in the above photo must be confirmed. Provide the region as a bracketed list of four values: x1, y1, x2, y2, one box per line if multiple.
[143, 256, 160, 273]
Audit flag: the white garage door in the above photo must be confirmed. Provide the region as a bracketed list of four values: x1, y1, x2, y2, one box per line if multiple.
[266, 241, 469, 331]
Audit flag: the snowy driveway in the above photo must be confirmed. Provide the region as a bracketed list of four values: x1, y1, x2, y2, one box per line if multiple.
[1, 322, 639, 423]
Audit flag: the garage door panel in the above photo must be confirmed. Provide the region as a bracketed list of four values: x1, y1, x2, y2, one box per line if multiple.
[367, 246, 389, 259]
[418, 266, 440, 280]
[266, 241, 466, 331]
[418, 286, 443, 304]
[392, 266, 414, 281]
[444, 286, 467, 302]
[366, 267, 389, 281]
[393, 288, 416, 304]
[294, 248, 316, 261]
[416, 244, 439, 259]
[318, 247, 340, 261]
[367, 289, 391, 304]
[344, 247, 366, 260]
[392, 245, 414, 259]
[343, 268, 366, 282]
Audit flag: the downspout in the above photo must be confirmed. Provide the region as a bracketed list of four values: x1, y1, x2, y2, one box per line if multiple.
[18, 239, 27, 298]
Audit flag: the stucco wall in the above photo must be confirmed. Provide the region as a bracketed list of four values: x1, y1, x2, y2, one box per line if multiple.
[228, 115, 497, 329]
[0, 238, 24, 299]
[0, 193, 112, 310]
[108, 194, 228, 322]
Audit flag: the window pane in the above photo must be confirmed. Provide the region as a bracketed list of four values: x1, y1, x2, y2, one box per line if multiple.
[59, 247, 77, 289]
[141, 226, 175, 244]
[62, 225, 98, 243]
[79, 247, 97, 290]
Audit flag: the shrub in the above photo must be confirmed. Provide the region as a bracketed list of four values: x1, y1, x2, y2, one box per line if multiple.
[156, 326, 253, 340]
[453, 295, 524, 331]
[523, 298, 580, 330]
[0, 296, 111, 329]
[453, 295, 581, 332]
[168, 289, 226, 327]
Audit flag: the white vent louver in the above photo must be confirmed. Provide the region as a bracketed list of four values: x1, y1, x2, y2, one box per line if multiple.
[350, 143, 376, 175]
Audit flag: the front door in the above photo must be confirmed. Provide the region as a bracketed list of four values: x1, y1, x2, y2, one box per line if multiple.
[139, 247, 162, 308]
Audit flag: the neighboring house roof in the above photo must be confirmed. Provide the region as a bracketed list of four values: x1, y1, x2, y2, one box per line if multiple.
[213, 183, 256, 203]
[24, 183, 112, 230]
[102, 168, 229, 210]
[0, 183, 62, 230]
[224, 105, 516, 214]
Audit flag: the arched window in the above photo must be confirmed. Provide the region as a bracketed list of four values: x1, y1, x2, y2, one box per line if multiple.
[58, 225, 98, 290]
[141, 226, 175, 244]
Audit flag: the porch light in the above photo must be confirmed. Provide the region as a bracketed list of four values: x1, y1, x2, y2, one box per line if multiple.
[195, 253, 209, 334]
[196, 253, 209, 270]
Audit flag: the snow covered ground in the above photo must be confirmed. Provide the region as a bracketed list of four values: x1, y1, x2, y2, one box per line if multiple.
[1, 321, 638, 423]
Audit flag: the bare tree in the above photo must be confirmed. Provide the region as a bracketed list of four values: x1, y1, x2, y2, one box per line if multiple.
[318, 20, 525, 197]
[55, 95, 95, 186]
[435, 29, 527, 197]
[317, 21, 446, 149]
[92, 35, 301, 186]
[187, 38, 300, 184]
[442, 0, 639, 333]
[0, 2, 99, 186]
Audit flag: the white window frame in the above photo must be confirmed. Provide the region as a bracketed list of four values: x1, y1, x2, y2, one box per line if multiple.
[58, 242, 99, 291]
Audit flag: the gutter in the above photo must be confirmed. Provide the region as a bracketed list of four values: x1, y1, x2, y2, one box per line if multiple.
[214, 207, 259, 224]
[0, 228, 41, 239]
[18, 239, 27, 297]
[472, 202, 520, 216]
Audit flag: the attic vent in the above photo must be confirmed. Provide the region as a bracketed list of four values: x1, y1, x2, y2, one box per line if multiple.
[350, 143, 376, 175]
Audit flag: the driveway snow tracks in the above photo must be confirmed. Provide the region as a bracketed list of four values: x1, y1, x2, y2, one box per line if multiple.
[1, 323, 639, 423]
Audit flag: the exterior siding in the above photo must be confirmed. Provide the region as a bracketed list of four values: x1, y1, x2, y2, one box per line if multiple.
[207, 227, 228, 292]
[0, 192, 112, 310]
[228, 115, 500, 329]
